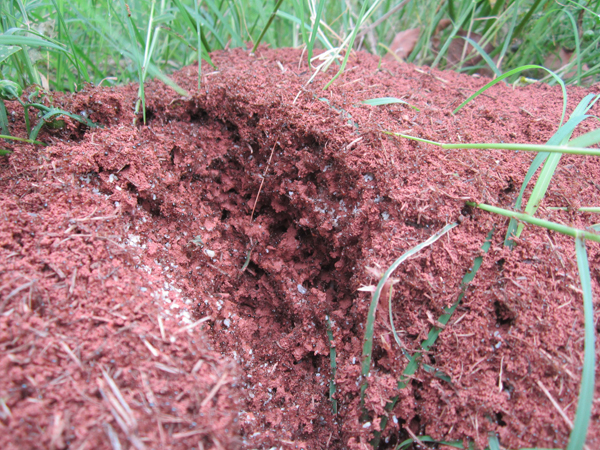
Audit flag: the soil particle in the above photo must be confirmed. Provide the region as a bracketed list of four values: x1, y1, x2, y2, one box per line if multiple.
[1, 47, 599, 449]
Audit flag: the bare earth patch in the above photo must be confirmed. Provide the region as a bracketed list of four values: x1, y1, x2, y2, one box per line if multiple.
[1, 47, 599, 450]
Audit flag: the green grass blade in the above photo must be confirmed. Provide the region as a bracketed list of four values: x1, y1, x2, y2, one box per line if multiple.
[0, 100, 9, 136]
[504, 109, 595, 247]
[0, 44, 21, 63]
[171, 0, 214, 58]
[251, 0, 284, 54]
[457, 36, 501, 77]
[51, 0, 86, 88]
[514, 96, 600, 239]
[360, 222, 458, 407]
[29, 107, 101, 141]
[512, 0, 544, 40]
[487, 433, 500, 450]
[567, 236, 596, 450]
[308, 0, 327, 65]
[431, 2, 475, 69]
[323, 1, 369, 90]
[275, 11, 334, 50]
[0, 35, 68, 53]
[562, 8, 581, 85]
[390, 133, 600, 156]
[0, 134, 45, 145]
[452, 65, 567, 127]
[371, 227, 495, 447]
[469, 202, 600, 243]
[204, 0, 243, 48]
[361, 97, 407, 106]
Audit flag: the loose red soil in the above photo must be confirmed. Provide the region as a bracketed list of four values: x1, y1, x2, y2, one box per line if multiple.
[1, 47, 599, 450]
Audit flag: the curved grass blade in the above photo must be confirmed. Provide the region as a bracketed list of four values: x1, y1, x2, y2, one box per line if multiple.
[251, 0, 284, 54]
[371, 227, 495, 447]
[29, 108, 101, 141]
[452, 65, 568, 127]
[567, 236, 596, 450]
[0, 35, 68, 53]
[171, 0, 214, 57]
[0, 44, 21, 64]
[457, 36, 501, 78]
[360, 222, 458, 408]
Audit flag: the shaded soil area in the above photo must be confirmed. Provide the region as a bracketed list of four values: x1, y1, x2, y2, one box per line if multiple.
[1, 47, 599, 450]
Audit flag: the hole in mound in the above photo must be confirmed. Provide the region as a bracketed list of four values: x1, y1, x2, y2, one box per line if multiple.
[159, 133, 361, 444]
[494, 300, 516, 326]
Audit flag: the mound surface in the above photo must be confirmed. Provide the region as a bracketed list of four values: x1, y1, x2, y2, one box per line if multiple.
[1, 47, 599, 449]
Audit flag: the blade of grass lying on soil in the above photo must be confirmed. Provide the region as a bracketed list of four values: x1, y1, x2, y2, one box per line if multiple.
[361, 97, 419, 111]
[566, 235, 595, 450]
[371, 227, 495, 448]
[325, 315, 337, 415]
[467, 203, 600, 243]
[361, 97, 408, 106]
[386, 133, 600, 157]
[452, 65, 568, 126]
[360, 222, 458, 409]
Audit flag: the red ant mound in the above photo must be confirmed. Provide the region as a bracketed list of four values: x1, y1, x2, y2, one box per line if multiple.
[1, 47, 599, 450]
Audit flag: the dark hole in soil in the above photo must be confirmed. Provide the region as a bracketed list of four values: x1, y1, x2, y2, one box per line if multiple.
[494, 300, 516, 326]
[138, 196, 161, 217]
[461, 204, 474, 217]
[495, 411, 507, 426]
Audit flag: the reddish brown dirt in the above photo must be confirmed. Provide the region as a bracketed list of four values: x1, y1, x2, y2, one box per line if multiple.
[1, 47, 599, 450]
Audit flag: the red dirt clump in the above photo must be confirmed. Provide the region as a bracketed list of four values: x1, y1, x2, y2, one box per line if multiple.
[1, 47, 599, 450]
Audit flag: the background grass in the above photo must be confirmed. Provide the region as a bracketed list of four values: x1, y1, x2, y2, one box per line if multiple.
[0, 0, 598, 93]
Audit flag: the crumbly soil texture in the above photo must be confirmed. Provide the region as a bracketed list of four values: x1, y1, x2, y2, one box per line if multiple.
[1, 48, 599, 450]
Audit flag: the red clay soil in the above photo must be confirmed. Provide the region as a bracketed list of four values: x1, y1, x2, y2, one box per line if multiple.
[1, 47, 599, 450]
